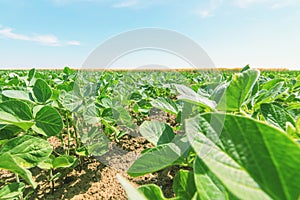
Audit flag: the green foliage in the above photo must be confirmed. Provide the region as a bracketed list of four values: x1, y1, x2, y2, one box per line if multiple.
[33, 106, 63, 136]
[260, 103, 295, 130]
[139, 121, 175, 146]
[0, 182, 25, 200]
[33, 79, 53, 103]
[1, 67, 300, 199]
[217, 69, 260, 111]
[127, 135, 189, 177]
[186, 113, 300, 200]
[173, 169, 196, 199]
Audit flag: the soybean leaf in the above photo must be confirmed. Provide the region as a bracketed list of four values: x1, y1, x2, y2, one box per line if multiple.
[210, 83, 228, 104]
[254, 82, 284, 108]
[0, 125, 22, 142]
[27, 68, 36, 82]
[139, 121, 175, 146]
[0, 135, 53, 168]
[217, 69, 260, 111]
[37, 155, 54, 170]
[138, 184, 166, 200]
[83, 105, 100, 125]
[2, 90, 34, 102]
[151, 97, 179, 115]
[117, 174, 147, 200]
[296, 117, 300, 134]
[174, 84, 216, 110]
[60, 90, 84, 112]
[63, 66, 74, 75]
[34, 106, 63, 137]
[260, 103, 295, 130]
[194, 157, 235, 200]
[0, 100, 34, 131]
[52, 155, 77, 169]
[241, 65, 250, 72]
[173, 169, 196, 199]
[33, 79, 52, 103]
[0, 111, 34, 131]
[2, 90, 34, 103]
[0, 153, 36, 188]
[0, 100, 33, 120]
[112, 105, 136, 129]
[80, 126, 109, 156]
[261, 79, 284, 90]
[186, 113, 300, 200]
[0, 182, 25, 200]
[127, 135, 190, 177]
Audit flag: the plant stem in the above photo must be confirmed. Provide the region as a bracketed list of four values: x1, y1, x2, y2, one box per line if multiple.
[15, 174, 20, 182]
[15, 174, 24, 200]
[50, 169, 54, 194]
[72, 113, 80, 148]
[66, 112, 70, 156]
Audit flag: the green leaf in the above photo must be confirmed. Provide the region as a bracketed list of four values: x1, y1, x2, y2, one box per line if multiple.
[34, 106, 63, 136]
[80, 126, 109, 156]
[0, 182, 25, 200]
[174, 84, 216, 110]
[138, 184, 166, 200]
[296, 117, 300, 134]
[2, 90, 34, 103]
[27, 68, 36, 82]
[210, 83, 228, 104]
[260, 103, 295, 130]
[33, 79, 52, 103]
[0, 100, 33, 120]
[0, 125, 22, 142]
[76, 146, 89, 157]
[63, 66, 74, 75]
[83, 105, 100, 125]
[117, 174, 147, 200]
[112, 105, 136, 129]
[151, 97, 179, 115]
[60, 90, 84, 112]
[173, 169, 196, 199]
[0, 111, 34, 131]
[37, 155, 54, 170]
[0, 153, 36, 188]
[240, 64, 250, 72]
[127, 135, 189, 177]
[254, 82, 284, 108]
[139, 121, 175, 146]
[217, 69, 260, 111]
[286, 122, 297, 138]
[186, 113, 300, 200]
[52, 155, 77, 169]
[0, 135, 53, 168]
[194, 157, 234, 200]
[261, 79, 284, 90]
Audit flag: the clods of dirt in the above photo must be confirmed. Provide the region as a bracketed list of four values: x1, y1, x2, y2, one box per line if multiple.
[1, 134, 178, 200]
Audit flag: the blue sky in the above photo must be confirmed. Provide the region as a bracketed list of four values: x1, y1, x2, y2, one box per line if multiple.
[0, 0, 299, 69]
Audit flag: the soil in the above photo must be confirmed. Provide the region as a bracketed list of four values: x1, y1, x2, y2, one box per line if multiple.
[0, 108, 180, 199]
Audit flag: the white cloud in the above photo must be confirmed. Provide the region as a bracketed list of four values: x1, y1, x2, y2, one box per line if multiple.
[233, 0, 267, 8]
[194, 0, 298, 19]
[0, 26, 80, 46]
[194, 0, 223, 18]
[50, 0, 167, 9]
[195, 9, 214, 18]
[270, 0, 299, 9]
[112, 0, 138, 8]
[66, 40, 81, 46]
[51, 0, 101, 5]
[233, 0, 299, 8]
